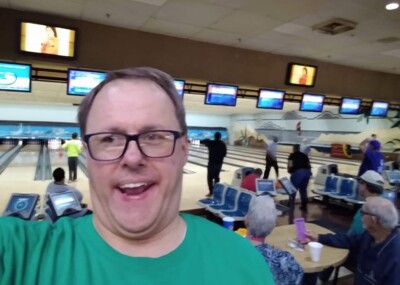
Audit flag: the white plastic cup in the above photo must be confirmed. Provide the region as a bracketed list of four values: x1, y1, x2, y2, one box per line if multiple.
[222, 217, 235, 230]
[308, 242, 323, 262]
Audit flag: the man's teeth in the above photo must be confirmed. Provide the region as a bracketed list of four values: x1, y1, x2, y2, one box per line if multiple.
[120, 183, 147, 189]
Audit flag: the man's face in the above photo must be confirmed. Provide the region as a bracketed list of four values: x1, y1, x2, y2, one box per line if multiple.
[358, 180, 368, 199]
[84, 78, 188, 239]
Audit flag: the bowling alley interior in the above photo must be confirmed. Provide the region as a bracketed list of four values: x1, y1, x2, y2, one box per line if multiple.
[1, 1, 400, 284]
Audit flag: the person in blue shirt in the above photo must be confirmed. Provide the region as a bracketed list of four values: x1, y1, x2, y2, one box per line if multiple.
[306, 197, 400, 285]
[245, 195, 304, 285]
[358, 139, 384, 176]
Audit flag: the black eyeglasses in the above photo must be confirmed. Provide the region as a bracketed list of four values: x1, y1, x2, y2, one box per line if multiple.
[84, 130, 183, 161]
[360, 209, 376, 217]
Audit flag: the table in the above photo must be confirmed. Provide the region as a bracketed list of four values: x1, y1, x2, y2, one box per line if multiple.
[265, 223, 349, 273]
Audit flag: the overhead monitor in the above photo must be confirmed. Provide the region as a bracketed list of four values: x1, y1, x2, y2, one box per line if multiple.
[3, 193, 39, 220]
[370, 101, 389, 117]
[67, 69, 107, 96]
[300, 93, 325, 112]
[286, 63, 318, 87]
[48, 191, 82, 217]
[257, 89, 285, 109]
[173, 79, 185, 99]
[339, 97, 362, 115]
[205, 83, 238, 107]
[0, 62, 31, 92]
[19, 21, 77, 58]
[255, 179, 277, 196]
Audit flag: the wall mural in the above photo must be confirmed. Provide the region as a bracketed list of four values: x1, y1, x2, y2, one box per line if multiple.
[0, 122, 229, 143]
[233, 110, 400, 154]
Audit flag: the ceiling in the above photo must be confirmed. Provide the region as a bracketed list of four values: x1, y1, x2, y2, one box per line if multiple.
[1, 0, 399, 115]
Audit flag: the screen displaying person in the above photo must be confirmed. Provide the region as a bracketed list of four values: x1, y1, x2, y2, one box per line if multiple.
[41, 26, 59, 55]
[299, 67, 308, 85]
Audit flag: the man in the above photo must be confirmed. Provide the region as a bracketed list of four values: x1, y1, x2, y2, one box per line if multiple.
[306, 197, 400, 285]
[0, 67, 274, 284]
[61, 132, 82, 181]
[200, 132, 227, 197]
[241, 168, 263, 192]
[46, 167, 83, 202]
[348, 170, 384, 235]
[358, 138, 384, 176]
[263, 137, 279, 179]
[318, 170, 385, 282]
[287, 144, 312, 211]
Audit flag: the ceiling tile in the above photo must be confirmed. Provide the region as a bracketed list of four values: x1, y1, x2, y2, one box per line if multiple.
[10, 0, 84, 18]
[199, 0, 249, 9]
[83, 2, 149, 29]
[155, 0, 233, 27]
[141, 18, 201, 38]
[210, 10, 282, 36]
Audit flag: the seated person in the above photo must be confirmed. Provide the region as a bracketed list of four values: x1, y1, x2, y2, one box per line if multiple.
[318, 170, 384, 282]
[306, 197, 400, 285]
[46, 167, 83, 202]
[245, 195, 304, 285]
[240, 168, 263, 192]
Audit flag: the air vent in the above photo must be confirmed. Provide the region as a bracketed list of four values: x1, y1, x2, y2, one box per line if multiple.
[377, 37, 400, 44]
[312, 18, 357, 35]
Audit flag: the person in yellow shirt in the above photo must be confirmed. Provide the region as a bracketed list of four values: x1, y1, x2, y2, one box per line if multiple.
[62, 132, 82, 182]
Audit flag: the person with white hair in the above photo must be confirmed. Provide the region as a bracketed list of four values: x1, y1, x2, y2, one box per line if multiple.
[245, 195, 304, 285]
[306, 196, 400, 285]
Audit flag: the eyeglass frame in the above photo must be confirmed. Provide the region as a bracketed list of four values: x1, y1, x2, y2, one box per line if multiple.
[83, 130, 184, 161]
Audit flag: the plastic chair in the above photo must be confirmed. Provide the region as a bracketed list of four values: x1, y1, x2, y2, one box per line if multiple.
[313, 175, 342, 196]
[197, 183, 227, 207]
[314, 163, 339, 185]
[218, 191, 254, 221]
[206, 187, 239, 214]
[328, 178, 357, 199]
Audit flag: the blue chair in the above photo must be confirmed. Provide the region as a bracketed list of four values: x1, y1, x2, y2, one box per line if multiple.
[219, 191, 254, 221]
[329, 178, 357, 199]
[206, 187, 239, 214]
[313, 175, 342, 196]
[197, 183, 227, 207]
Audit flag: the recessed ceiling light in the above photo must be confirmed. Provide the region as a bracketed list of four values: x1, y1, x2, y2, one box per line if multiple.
[386, 1, 399, 10]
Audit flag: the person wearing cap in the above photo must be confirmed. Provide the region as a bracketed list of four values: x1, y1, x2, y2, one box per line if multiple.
[358, 138, 384, 176]
[318, 170, 386, 283]
[348, 170, 385, 235]
[306, 197, 400, 285]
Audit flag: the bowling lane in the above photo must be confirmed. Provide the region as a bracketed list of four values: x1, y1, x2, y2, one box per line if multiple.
[0, 144, 40, 182]
[0, 144, 15, 155]
[0, 144, 51, 211]
[191, 145, 360, 176]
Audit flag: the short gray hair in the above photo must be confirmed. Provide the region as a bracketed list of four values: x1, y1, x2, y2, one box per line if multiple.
[366, 196, 399, 230]
[246, 195, 277, 238]
[78, 67, 187, 136]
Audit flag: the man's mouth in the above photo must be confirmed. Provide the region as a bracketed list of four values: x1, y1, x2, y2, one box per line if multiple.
[118, 182, 150, 196]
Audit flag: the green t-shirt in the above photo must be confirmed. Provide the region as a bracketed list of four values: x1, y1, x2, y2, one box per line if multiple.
[348, 208, 364, 236]
[0, 214, 275, 285]
[61, 140, 81, 157]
